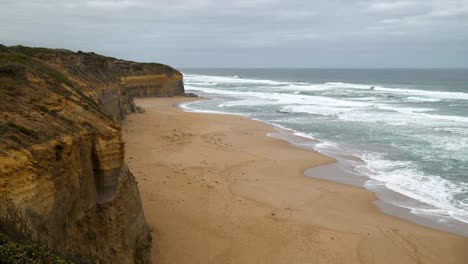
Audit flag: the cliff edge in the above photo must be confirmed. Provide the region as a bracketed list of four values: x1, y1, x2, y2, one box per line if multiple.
[0, 45, 184, 263]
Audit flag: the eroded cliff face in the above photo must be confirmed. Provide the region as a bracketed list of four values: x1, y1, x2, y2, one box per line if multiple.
[25, 47, 184, 121]
[0, 45, 184, 263]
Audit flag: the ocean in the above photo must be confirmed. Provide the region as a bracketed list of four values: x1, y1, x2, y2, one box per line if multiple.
[179, 68, 468, 235]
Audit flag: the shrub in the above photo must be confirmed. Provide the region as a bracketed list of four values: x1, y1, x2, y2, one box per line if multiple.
[0, 234, 73, 264]
[86, 231, 96, 242]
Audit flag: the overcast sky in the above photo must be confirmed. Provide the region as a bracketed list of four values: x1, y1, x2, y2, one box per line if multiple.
[1, 0, 468, 68]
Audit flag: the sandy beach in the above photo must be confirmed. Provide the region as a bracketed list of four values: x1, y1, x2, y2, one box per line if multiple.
[123, 97, 468, 264]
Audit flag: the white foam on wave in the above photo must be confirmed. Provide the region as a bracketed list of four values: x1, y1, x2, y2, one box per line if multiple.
[406, 96, 442, 102]
[187, 75, 468, 128]
[293, 126, 468, 226]
[357, 153, 468, 224]
[339, 106, 468, 125]
[275, 83, 332, 92]
[186, 73, 468, 101]
[179, 100, 250, 117]
[324, 82, 468, 100]
[410, 133, 468, 162]
[347, 97, 381, 101]
[325, 82, 375, 89]
[378, 87, 468, 100]
[185, 74, 287, 85]
[188, 82, 468, 126]
[315, 140, 340, 150]
[268, 123, 320, 142]
[280, 103, 437, 123]
[377, 105, 434, 114]
[281, 105, 354, 116]
[185, 85, 262, 97]
[187, 85, 374, 110]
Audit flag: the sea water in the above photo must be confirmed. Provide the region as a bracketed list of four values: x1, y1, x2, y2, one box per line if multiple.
[179, 68, 468, 234]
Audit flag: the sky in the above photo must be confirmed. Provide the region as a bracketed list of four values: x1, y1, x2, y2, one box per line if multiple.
[1, 0, 468, 68]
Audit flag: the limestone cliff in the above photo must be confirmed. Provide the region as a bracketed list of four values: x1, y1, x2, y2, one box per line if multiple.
[0, 45, 184, 263]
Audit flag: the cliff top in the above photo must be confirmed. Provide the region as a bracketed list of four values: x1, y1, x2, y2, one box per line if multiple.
[0, 45, 183, 152]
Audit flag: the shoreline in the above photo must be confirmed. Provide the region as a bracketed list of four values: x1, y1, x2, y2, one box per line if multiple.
[124, 96, 468, 264]
[270, 127, 468, 237]
[182, 96, 468, 237]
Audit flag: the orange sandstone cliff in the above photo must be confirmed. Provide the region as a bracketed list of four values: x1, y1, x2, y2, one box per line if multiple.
[0, 45, 184, 263]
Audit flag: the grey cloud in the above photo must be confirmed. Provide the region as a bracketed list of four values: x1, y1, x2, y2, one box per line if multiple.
[0, 0, 467, 67]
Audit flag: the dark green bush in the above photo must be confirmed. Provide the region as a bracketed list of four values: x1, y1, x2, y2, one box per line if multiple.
[86, 231, 96, 242]
[0, 234, 73, 264]
[0, 64, 23, 76]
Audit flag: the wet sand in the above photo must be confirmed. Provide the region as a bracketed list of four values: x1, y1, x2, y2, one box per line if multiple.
[123, 97, 468, 264]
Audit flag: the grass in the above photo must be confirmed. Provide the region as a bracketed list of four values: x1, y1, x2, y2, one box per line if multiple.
[8, 45, 73, 57]
[0, 47, 74, 88]
[0, 53, 30, 64]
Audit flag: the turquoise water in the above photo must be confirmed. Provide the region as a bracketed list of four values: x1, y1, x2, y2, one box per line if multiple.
[180, 68, 468, 227]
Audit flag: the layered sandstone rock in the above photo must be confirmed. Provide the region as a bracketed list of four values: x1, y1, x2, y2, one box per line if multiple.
[0, 45, 184, 263]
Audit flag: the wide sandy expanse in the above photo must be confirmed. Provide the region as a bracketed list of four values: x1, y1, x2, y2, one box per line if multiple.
[123, 97, 468, 264]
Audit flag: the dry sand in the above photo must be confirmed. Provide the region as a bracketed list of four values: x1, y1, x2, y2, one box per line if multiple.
[123, 97, 468, 264]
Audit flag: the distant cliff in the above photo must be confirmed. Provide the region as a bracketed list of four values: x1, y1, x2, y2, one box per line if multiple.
[0, 45, 185, 263]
